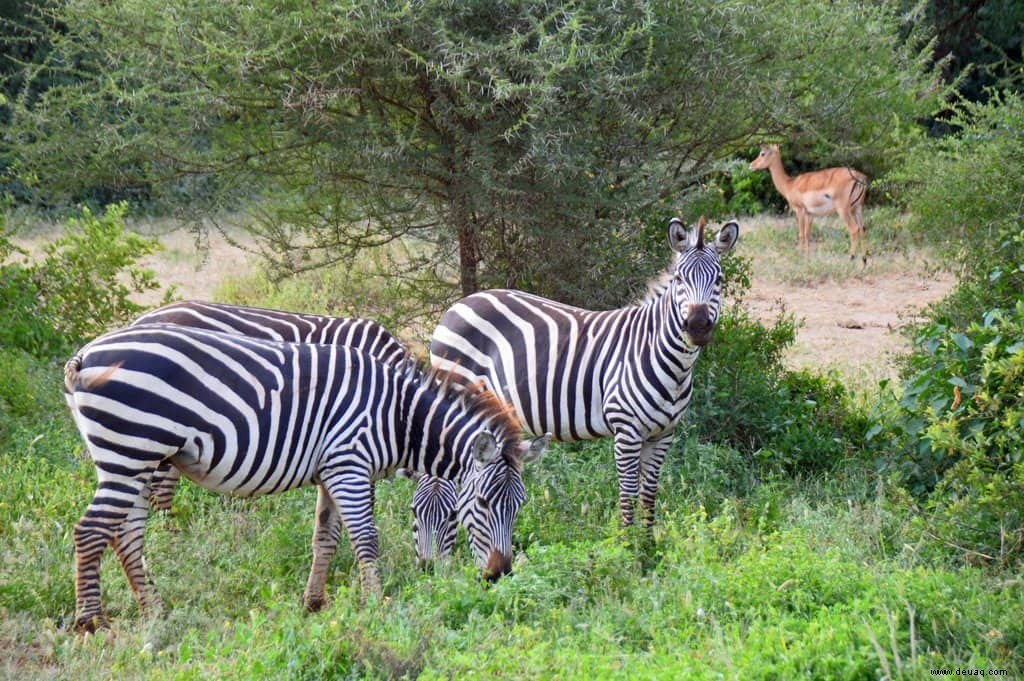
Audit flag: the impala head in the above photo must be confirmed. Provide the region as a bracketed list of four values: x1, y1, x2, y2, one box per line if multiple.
[457, 430, 549, 581]
[749, 144, 779, 171]
[406, 471, 459, 569]
[667, 216, 740, 347]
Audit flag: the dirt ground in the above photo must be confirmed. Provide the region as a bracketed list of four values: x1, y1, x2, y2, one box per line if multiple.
[739, 220, 956, 387]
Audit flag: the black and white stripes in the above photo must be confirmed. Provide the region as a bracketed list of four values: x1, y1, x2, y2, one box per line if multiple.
[430, 218, 739, 527]
[64, 323, 546, 632]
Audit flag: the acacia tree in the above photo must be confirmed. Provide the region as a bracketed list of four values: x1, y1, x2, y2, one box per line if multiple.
[3, 1, 944, 308]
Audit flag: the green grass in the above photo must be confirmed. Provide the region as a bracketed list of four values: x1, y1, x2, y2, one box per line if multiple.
[2, 384, 1021, 679]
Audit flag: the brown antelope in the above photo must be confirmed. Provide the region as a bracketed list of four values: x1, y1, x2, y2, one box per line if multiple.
[749, 144, 868, 263]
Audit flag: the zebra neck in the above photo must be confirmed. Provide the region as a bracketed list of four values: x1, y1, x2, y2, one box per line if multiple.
[397, 381, 469, 484]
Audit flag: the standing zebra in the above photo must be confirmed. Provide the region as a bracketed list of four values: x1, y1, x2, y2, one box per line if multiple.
[64, 324, 547, 632]
[129, 300, 460, 566]
[430, 217, 738, 529]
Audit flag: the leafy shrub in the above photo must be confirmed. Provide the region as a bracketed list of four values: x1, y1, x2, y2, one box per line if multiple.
[0, 203, 173, 358]
[883, 299, 1024, 566]
[687, 306, 868, 473]
[880, 92, 1024, 566]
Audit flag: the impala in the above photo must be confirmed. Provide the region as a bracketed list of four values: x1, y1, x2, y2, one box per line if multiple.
[750, 144, 868, 263]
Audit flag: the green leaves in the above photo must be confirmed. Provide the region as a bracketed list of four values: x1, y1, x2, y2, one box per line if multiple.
[0, 203, 173, 358]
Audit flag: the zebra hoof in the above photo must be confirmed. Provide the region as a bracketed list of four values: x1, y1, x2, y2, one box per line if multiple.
[303, 594, 326, 612]
[73, 614, 111, 634]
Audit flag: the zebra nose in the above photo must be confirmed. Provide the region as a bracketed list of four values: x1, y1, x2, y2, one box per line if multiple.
[483, 549, 512, 581]
[684, 305, 714, 346]
[418, 557, 435, 573]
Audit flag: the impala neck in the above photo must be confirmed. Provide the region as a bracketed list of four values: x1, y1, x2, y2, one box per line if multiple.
[765, 154, 793, 195]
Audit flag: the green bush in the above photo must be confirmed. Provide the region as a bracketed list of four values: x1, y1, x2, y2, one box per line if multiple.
[884, 299, 1024, 566]
[0, 203, 173, 358]
[688, 306, 869, 474]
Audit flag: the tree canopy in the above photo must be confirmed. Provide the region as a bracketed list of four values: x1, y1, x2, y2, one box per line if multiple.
[3, 0, 945, 306]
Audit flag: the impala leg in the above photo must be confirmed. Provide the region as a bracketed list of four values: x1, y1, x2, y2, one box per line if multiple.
[853, 201, 867, 264]
[319, 468, 381, 601]
[303, 484, 345, 612]
[837, 204, 859, 261]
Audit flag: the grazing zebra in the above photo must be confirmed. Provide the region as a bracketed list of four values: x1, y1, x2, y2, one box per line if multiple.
[129, 301, 409, 513]
[400, 470, 459, 568]
[64, 324, 547, 632]
[430, 217, 738, 530]
[130, 301, 462, 567]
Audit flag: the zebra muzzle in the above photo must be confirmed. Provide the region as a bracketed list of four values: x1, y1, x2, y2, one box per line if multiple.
[684, 305, 715, 346]
[483, 549, 512, 581]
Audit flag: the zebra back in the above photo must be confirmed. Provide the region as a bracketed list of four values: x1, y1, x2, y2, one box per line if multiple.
[132, 300, 409, 365]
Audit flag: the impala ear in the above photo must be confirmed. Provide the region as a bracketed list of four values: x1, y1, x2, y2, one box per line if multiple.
[667, 218, 688, 253]
[520, 433, 551, 465]
[472, 431, 499, 464]
[714, 221, 739, 255]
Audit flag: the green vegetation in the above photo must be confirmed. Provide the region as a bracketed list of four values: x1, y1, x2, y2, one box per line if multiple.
[0, 203, 173, 358]
[2, 204, 1022, 678]
[2, 0, 1023, 677]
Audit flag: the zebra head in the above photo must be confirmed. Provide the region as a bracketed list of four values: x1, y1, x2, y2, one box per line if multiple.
[457, 431, 549, 581]
[405, 470, 459, 570]
[666, 216, 740, 347]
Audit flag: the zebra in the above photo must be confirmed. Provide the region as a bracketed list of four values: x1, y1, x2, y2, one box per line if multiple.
[128, 300, 464, 567]
[400, 469, 459, 569]
[429, 216, 739, 531]
[63, 323, 548, 632]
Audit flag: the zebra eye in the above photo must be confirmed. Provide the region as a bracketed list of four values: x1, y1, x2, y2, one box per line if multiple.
[475, 495, 487, 509]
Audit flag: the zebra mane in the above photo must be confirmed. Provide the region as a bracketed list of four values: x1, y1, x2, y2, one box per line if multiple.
[407, 360, 526, 464]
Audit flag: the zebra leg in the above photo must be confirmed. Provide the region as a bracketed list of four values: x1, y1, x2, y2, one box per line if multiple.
[638, 434, 673, 529]
[613, 430, 645, 527]
[148, 463, 180, 513]
[302, 484, 344, 612]
[319, 468, 382, 601]
[111, 489, 164, 618]
[73, 477, 150, 632]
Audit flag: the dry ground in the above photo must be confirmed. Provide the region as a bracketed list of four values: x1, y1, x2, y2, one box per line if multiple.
[738, 216, 956, 388]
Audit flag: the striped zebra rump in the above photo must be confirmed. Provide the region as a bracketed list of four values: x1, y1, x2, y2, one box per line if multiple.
[130, 303, 410, 500]
[431, 217, 739, 530]
[64, 323, 548, 632]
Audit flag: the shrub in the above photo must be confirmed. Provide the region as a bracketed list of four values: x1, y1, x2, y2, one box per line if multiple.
[0, 203, 173, 358]
[688, 306, 869, 473]
[883, 299, 1024, 566]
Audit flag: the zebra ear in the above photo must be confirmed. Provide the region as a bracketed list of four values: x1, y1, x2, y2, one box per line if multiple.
[520, 433, 551, 465]
[667, 218, 688, 253]
[714, 221, 739, 255]
[472, 431, 499, 464]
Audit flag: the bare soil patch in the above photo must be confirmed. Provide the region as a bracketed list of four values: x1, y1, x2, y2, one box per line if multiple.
[738, 217, 956, 387]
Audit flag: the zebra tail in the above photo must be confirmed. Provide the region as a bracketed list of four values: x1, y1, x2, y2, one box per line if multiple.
[63, 354, 122, 393]
[63, 355, 83, 394]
